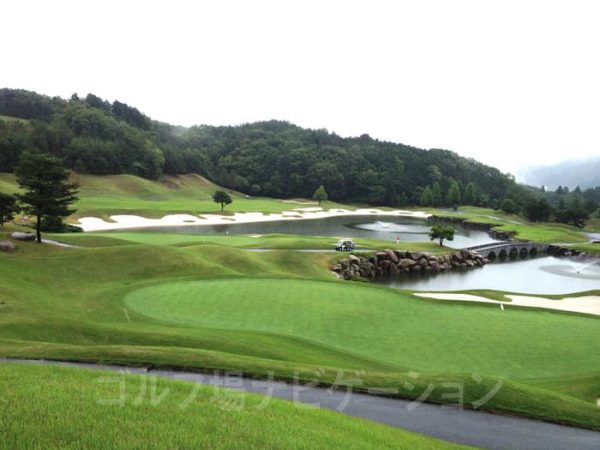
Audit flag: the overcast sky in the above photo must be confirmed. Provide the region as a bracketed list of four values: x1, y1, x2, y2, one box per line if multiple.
[2, 0, 599, 175]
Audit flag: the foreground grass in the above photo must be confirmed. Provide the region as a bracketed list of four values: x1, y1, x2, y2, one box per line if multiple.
[0, 364, 464, 450]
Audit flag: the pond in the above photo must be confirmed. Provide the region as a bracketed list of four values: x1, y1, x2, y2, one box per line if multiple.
[130, 215, 499, 249]
[383, 256, 600, 295]
[586, 232, 600, 241]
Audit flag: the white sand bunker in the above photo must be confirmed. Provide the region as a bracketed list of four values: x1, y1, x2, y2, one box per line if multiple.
[77, 208, 431, 232]
[293, 207, 324, 212]
[414, 293, 600, 316]
[281, 200, 318, 205]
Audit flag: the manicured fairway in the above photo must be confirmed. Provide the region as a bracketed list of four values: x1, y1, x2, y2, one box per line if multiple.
[125, 278, 600, 379]
[52, 231, 446, 253]
[0, 364, 465, 450]
[1, 231, 600, 429]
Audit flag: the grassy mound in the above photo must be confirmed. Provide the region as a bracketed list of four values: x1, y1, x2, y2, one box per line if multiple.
[0, 364, 464, 449]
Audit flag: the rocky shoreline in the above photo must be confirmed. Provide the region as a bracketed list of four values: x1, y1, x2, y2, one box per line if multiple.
[332, 249, 489, 281]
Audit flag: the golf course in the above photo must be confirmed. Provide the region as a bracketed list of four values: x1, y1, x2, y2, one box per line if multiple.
[1, 172, 600, 449]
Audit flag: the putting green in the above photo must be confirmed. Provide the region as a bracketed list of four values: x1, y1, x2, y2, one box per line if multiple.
[125, 278, 600, 378]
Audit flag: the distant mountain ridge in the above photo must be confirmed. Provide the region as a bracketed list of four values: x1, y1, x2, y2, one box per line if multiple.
[519, 157, 600, 190]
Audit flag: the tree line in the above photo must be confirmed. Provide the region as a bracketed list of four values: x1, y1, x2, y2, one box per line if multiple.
[0, 88, 524, 208]
[498, 184, 598, 228]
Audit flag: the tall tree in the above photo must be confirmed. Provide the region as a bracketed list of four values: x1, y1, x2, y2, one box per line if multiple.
[15, 153, 79, 243]
[420, 186, 434, 206]
[212, 190, 232, 211]
[524, 197, 551, 222]
[555, 197, 589, 228]
[463, 182, 477, 205]
[500, 198, 519, 214]
[0, 192, 18, 227]
[446, 179, 461, 208]
[431, 182, 443, 206]
[313, 185, 328, 206]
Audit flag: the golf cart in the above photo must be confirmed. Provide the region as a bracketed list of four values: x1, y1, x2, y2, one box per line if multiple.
[335, 239, 355, 251]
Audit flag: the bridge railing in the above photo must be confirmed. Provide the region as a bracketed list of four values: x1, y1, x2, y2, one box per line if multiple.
[466, 240, 524, 251]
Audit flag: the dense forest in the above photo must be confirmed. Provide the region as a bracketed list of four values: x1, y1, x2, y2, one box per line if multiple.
[518, 184, 600, 228]
[0, 88, 572, 212]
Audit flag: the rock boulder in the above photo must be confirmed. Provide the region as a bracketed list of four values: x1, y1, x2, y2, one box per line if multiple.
[10, 232, 36, 242]
[0, 240, 16, 252]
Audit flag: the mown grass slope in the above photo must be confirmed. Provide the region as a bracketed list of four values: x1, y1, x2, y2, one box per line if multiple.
[0, 364, 466, 450]
[0, 172, 352, 219]
[1, 234, 599, 429]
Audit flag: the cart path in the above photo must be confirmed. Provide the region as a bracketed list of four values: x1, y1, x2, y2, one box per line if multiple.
[2, 359, 600, 450]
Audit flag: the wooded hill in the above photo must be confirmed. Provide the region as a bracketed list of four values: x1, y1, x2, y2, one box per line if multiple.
[0, 88, 524, 207]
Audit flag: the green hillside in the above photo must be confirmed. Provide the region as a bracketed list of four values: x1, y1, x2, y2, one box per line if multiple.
[0, 172, 352, 220]
[0, 88, 523, 208]
[1, 364, 466, 449]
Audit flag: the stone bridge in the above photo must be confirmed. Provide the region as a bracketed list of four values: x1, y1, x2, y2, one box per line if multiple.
[467, 240, 551, 260]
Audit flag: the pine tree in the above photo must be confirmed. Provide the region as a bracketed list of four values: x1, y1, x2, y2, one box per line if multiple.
[463, 182, 476, 205]
[431, 182, 442, 206]
[420, 186, 434, 206]
[0, 193, 18, 227]
[446, 179, 461, 207]
[15, 153, 79, 243]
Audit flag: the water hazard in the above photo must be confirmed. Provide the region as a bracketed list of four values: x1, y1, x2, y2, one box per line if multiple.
[384, 256, 600, 295]
[129, 215, 499, 249]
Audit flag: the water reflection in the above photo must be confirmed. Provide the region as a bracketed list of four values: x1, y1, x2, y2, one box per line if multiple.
[127, 215, 499, 249]
[539, 261, 600, 281]
[384, 256, 600, 295]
